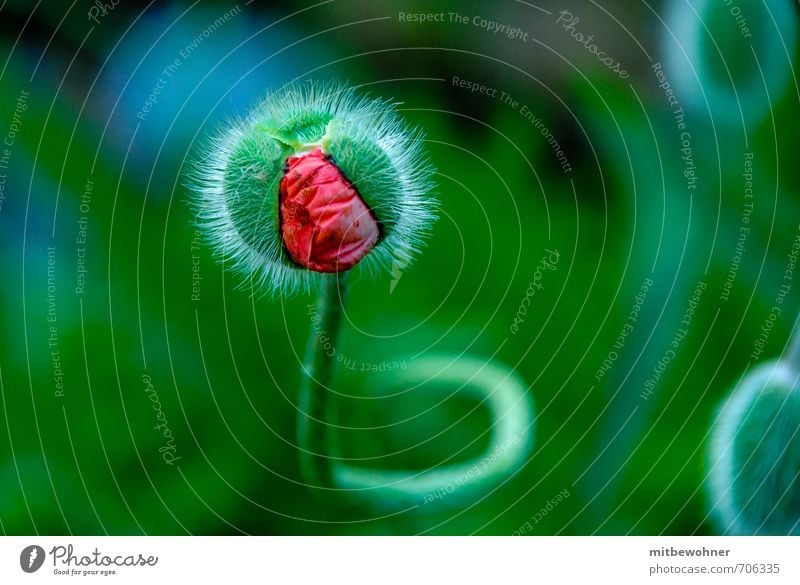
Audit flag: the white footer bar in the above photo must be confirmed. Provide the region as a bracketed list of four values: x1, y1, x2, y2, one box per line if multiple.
[1, 536, 797, 584]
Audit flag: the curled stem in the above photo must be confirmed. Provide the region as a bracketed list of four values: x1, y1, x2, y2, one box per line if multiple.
[296, 273, 536, 511]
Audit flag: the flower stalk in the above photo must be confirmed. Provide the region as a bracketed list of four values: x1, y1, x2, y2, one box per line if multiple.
[786, 318, 800, 369]
[296, 274, 536, 511]
[297, 272, 347, 490]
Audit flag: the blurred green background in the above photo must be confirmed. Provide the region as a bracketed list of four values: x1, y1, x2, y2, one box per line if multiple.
[1, 0, 799, 535]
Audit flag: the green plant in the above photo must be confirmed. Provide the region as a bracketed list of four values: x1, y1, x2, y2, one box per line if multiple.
[708, 326, 800, 534]
[189, 81, 535, 511]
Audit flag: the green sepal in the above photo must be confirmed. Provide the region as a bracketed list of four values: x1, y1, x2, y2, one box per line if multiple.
[223, 128, 292, 258]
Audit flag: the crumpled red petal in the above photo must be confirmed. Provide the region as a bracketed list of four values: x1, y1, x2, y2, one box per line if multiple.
[279, 147, 379, 272]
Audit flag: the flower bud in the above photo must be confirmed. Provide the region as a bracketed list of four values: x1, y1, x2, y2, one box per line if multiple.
[708, 360, 800, 535]
[279, 148, 379, 272]
[189, 81, 436, 294]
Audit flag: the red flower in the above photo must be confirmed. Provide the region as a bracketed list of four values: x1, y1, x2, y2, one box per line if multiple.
[279, 148, 379, 272]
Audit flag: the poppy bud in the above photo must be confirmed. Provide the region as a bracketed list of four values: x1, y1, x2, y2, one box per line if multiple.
[189, 81, 436, 294]
[708, 360, 800, 535]
[279, 148, 379, 272]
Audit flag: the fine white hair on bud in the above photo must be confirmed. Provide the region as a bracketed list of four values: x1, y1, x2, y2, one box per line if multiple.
[187, 80, 437, 296]
[708, 359, 800, 535]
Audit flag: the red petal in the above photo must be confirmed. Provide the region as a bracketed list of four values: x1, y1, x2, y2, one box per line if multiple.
[279, 148, 379, 272]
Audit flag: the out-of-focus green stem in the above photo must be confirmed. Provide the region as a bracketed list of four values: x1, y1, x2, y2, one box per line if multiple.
[787, 319, 800, 369]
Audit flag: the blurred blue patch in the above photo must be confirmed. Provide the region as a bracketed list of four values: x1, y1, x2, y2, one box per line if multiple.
[92, 4, 326, 186]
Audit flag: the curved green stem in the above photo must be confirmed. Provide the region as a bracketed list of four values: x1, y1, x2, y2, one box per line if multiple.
[297, 273, 536, 511]
[787, 316, 800, 369]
